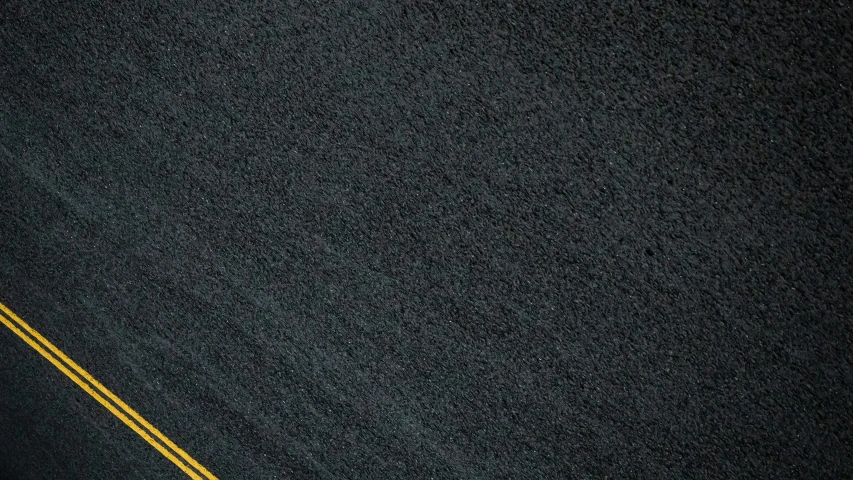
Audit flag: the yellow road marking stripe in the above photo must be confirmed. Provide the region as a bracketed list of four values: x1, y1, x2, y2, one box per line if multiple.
[0, 301, 216, 480]
[0, 302, 217, 479]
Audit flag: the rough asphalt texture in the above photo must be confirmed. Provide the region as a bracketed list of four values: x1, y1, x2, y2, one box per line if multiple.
[1, 1, 852, 479]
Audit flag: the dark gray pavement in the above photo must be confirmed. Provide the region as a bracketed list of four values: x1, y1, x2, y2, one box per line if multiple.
[1, 1, 852, 478]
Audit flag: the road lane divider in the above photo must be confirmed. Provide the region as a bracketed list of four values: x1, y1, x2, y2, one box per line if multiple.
[0, 300, 217, 480]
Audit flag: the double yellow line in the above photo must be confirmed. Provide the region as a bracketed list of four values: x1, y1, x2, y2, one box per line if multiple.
[0, 301, 217, 480]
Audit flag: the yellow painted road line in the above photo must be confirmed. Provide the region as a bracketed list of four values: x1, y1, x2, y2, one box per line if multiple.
[0, 301, 217, 480]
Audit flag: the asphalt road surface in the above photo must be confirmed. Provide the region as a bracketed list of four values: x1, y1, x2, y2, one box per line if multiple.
[1, 1, 852, 479]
